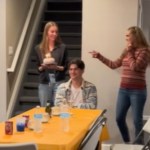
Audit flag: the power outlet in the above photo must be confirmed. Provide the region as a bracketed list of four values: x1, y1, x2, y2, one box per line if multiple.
[8, 46, 13, 56]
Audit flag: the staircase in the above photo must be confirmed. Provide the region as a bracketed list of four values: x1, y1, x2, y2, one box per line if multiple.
[13, 0, 82, 116]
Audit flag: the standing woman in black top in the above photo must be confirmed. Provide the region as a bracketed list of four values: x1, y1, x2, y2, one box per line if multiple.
[35, 21, 68, 107]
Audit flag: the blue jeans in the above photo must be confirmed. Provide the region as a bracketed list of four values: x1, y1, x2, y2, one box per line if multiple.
[116, 88, 147, 144]
[38, 81, 63, 107]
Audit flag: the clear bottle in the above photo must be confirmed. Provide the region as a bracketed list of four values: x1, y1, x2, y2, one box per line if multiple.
[60, 103, 70, 132]
[34, 105, 43, 132]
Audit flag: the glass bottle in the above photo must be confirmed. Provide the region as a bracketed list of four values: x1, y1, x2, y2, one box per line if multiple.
[45, 102, 52, 117]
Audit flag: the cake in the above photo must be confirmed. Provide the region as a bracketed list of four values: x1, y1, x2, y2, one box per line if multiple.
[43, 53, 55, 65]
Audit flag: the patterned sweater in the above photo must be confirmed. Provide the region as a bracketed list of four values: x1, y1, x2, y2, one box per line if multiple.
[98, 48, 149, 89]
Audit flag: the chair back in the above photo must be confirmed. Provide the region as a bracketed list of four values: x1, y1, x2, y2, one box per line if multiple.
[142, 137, 150, 150]
[133, 118, 150, 144]
[89, 109, 107, 130]
[78, 117, 107, 150]
[0, 142, 37, 150]
[143, 118, 150, 133]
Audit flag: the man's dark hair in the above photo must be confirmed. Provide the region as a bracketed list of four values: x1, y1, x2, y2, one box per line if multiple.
[68, 58, 85, 70]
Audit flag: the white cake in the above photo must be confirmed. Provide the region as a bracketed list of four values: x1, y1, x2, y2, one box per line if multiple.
[43, 57, 55, 64]
[43, 53, 55, 64]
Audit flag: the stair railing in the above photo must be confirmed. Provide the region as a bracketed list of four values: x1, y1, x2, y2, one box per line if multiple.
[7, 0, 47, 118]
[7, 0, 36, 73]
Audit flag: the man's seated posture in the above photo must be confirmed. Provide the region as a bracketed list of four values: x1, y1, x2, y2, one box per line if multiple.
[55, 58, 97, 109]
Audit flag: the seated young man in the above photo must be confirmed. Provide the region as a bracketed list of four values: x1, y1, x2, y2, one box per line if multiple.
[55, 58, 97, 109]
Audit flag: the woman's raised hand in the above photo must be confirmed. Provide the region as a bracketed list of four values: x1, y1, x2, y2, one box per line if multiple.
[89, 50, 101, 59]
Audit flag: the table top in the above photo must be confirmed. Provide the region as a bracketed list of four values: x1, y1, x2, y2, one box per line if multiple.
[0, 108, 109, 150]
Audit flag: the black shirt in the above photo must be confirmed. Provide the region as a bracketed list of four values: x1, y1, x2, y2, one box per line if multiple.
[35, 43, 68, 84]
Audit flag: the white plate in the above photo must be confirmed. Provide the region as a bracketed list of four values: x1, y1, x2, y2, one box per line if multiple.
[52, 112, 60, 116]
[28, 125, 34, 130]
[42, 120, 49, 123]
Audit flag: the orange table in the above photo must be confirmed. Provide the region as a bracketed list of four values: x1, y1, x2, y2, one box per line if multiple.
[0, 108, 109, 150]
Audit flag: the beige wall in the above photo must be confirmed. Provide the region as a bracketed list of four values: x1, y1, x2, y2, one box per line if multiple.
[0, 0, 7, 121]
[6, 0, 32, 106]
[82, 0, 140, 142]
[6, 0, 31, 67]
[0, 0, 32, 121]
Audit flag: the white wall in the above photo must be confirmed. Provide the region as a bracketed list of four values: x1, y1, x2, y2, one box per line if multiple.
[82, 0, 142, 142]
[6, 0, 31, 67]
[0, 0, 32, 121]
[0, 0, 7, 121]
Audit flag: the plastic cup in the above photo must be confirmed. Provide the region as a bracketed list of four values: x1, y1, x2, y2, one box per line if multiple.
[42, 113, 50, 122]
[16, 117, 25, 132]
[5, 121, 13, 135]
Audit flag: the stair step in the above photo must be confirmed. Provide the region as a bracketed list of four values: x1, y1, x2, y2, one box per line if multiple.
[20, 96, 39, 103]
[28, 69, 39, 75]
[67, 45, 81, 49]
[47, 0, 81, 3]
[45, 10, 81, 13]
[60, 33, 81, 36]
[47, 2, 81, 11]
[24, 82, 38, 89]
[50, 21, 81, 25]
[44, 12, 81, 22]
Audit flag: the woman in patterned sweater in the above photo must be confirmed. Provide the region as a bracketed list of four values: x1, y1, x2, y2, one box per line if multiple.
[90, 26, 150, 144]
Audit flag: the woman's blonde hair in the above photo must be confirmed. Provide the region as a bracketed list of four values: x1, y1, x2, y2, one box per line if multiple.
[128, 26, 149, 48]
[39, 21, 62, 58]
[128, 26, 150, 63]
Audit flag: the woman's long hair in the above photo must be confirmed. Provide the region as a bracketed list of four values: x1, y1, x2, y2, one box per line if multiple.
[39, 21, 62, 58]
[128, 26, 150, 63]
[128, 26, 149, 48]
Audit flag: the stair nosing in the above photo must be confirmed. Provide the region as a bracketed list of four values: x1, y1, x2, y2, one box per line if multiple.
[19, 96, 39, 103]
[45, 10, 81, 13]
[42, 21, 81, 25]
[47, 0, 81, 3]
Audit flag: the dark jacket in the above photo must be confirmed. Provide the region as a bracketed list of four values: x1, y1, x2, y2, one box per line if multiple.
[35, 43, 68, 84]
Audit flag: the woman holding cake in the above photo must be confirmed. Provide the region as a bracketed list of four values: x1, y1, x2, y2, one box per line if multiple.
[35, 21, 68, 107]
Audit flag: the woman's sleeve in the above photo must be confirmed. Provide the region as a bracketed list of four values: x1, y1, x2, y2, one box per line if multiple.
[128, 49, 149, 71]
[35, 45, 44, 72]
[98, 51, 125, 69]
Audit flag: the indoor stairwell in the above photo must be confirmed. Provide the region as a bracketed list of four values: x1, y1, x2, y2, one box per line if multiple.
[13, 0, 82, 116]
